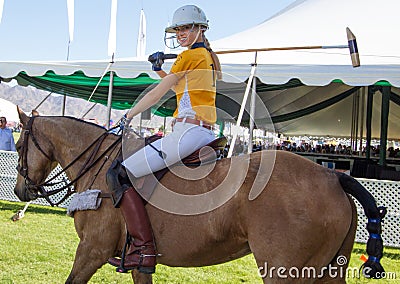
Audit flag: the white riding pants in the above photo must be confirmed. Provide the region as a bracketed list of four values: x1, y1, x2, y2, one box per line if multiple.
[123, 121, 215, 178]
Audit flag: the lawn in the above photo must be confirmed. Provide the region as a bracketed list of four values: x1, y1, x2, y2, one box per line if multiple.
[0, 200, 398, 283]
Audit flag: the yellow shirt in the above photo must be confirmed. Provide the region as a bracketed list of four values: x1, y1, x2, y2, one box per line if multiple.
[170, 46, 217, 124]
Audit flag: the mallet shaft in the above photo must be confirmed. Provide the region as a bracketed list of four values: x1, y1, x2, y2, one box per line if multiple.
[163, 28, 360, 67]
[214, 45, 348, 55]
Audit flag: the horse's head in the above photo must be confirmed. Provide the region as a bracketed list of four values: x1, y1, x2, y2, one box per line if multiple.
[14, 107, 57, 201]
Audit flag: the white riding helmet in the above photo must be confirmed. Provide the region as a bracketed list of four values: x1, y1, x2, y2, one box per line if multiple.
[165, 5, 209, 33]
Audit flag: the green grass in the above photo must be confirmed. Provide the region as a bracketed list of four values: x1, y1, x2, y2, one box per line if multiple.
[0, 200, 399, 283]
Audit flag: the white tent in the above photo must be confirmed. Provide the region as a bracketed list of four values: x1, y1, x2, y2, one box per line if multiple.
[0, 98, 19, 122]
[0, 0, 399, 139]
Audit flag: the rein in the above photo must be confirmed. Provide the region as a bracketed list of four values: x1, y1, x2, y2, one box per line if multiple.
[18, 116, 121, 206]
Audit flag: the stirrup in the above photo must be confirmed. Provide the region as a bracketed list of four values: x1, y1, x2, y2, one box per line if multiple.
[114, 252, 158, 274]
[113, 233, 159, 274]
[115, 232, 131, 273]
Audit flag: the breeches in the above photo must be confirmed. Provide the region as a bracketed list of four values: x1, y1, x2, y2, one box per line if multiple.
[122, 121, 215, 178]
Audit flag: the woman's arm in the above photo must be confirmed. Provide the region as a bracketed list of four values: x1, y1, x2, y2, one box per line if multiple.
[155, 70, 176, 92]
[126, 73, 178, 120]
[154, 70, 168, 78]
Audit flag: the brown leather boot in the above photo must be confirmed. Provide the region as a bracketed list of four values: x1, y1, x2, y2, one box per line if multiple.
[108, 187, 157, 274]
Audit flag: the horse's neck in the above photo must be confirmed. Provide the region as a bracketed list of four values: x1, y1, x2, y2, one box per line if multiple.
[44, 118, 106, 173]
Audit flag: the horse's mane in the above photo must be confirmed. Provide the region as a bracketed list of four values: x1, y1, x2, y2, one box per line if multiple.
[29, 115, 122, 140]
[42, 115, 108, 130]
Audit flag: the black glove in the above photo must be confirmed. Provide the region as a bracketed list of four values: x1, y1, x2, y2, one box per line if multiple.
[148, 51, 164, 71]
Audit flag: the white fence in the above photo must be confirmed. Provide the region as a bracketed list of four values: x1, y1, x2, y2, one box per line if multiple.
[1, 150, 399, 247]
[0, 150, 73, 207]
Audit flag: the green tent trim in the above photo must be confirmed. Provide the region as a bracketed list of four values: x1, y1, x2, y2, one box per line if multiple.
[15, 71, 395, 125]
[14, 72, 305, 118]
[16, 71, 177, 116]
[332, 79, 393, 86]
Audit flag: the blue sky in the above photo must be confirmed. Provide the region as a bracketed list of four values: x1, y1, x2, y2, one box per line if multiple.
[0, 0, 296, 61]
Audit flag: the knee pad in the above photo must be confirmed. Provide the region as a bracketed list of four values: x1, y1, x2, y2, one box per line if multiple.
[106, 159, 131, 207]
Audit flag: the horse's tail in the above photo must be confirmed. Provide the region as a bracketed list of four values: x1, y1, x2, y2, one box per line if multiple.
[337, 173, 387, 279]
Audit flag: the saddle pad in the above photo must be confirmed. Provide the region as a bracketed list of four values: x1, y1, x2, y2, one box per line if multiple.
[67, 189, 102, 217]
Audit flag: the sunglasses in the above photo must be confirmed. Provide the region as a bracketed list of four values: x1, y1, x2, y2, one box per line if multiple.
[0, 120, 5, 123]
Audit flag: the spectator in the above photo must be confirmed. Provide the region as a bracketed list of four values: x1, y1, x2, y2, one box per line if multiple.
[0, 116, 16, 151]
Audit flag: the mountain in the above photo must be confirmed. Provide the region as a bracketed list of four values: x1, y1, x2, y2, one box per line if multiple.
[0, 83, 124, 123]
[0, 82, 168, 130]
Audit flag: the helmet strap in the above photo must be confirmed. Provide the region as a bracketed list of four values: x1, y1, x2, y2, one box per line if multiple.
[187, 28, 202, 48]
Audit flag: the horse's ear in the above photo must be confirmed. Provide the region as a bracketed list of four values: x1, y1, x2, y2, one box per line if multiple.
[17, 106, 29, 126]
[31, 109, 40, 116]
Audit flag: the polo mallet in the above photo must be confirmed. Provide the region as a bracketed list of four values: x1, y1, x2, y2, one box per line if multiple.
[161, 27, 360, 67]
[214, 27, 360, 67]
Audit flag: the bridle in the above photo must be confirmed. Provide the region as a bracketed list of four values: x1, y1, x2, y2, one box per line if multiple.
[17, 116, 121, 206]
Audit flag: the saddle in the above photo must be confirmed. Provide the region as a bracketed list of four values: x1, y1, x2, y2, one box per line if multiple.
[130, 135, 228, 199]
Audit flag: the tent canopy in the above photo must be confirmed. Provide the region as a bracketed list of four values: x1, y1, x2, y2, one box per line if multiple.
[2, 63, 398, 138]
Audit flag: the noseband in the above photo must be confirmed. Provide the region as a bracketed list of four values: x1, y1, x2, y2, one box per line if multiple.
[17, 116, 54, 201]
[17, 116, 122, 206]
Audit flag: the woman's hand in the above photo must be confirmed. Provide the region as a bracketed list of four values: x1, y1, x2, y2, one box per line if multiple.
[148, 51, 164, 71]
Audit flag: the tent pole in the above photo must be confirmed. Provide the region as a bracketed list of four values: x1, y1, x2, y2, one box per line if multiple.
[247, 58, 257, 154]
[365, 86, 374, 159]
[354, 89, 360, 153]
[227, 53, 258, 158]
[163, 116, 166, 135]
[81, 103, 97, 119]
[350, 92, 356, 152]
[106, 70, 114, 129]
[33, 92, 53, 113]
[79, 60, 113, 120]
[62, 95, 67, 116]
[358, 87, 366, 156]
[139, 113, 143, 136]
[379, 86, 390, 166]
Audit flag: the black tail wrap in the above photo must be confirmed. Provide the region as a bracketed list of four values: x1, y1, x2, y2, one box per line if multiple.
[338, 173, 387, 279]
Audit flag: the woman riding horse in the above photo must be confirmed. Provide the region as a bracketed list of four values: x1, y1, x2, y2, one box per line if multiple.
[107, 5, 222, 274]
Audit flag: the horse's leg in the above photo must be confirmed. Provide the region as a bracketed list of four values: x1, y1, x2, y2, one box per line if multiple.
[249, 215, 314, 283]
[66, 240, 114, 284]
[314, 196, 357, 284]
[65, 208, 123, 284]
[131, 270, 153, 284]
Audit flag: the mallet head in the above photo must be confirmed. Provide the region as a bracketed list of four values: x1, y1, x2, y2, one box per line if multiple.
[346, 27, 360, 67]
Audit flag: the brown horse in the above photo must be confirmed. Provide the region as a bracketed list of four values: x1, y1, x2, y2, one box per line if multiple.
[14, 108, 385, 284]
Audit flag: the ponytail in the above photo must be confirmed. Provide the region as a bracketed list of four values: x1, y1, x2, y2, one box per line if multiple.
[203, 36, 222, 80]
